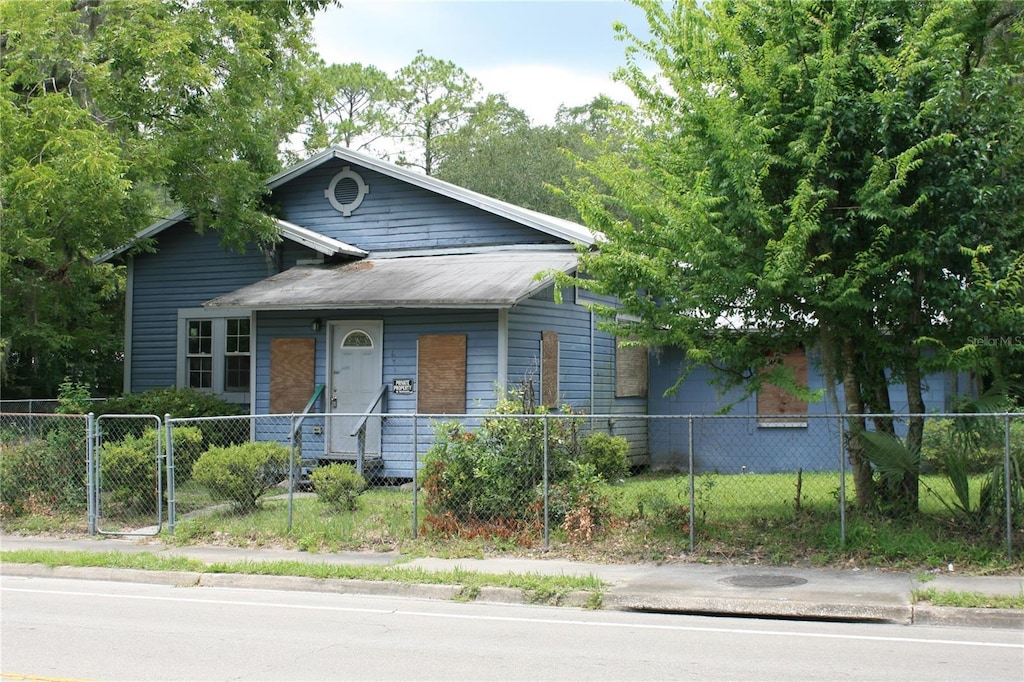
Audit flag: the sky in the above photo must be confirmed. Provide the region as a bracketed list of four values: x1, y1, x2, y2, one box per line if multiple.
[311, 0, 649, 126]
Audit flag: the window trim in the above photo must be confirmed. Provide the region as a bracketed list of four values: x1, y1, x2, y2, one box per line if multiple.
[176, 308, 253, 404]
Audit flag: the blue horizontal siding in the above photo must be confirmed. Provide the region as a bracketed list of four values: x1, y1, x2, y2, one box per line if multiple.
[129, 223, 320, 393]
[647, 348, 951, 473]
[273, 159, 560, 252]
[507, 286, 593, 409]
[253, 309, 499, 479]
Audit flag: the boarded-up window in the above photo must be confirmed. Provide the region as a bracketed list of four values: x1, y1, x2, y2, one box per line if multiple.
[270, 338, 315, 413]
[757, 348, 809, 426]
[541, 331, 559, 408]
[418, 334, 466, 414]
[616, 340, 648, 398]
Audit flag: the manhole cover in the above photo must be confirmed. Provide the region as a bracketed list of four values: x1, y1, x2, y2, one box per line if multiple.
[721, 574, 808, 588]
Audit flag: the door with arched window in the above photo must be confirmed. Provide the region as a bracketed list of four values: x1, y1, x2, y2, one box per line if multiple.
[328, 320, 383, 456]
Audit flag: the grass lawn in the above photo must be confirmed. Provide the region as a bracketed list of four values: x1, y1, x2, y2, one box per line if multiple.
[4, 471, 1020, 574]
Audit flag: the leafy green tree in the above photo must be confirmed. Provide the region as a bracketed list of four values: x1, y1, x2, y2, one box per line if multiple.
[299, 61, 397, 156]
[0, 0, 331, 397]
[435, 95, 633, 221]
[392, 50, 480, 175]
[566, 0, 1023, 514]
[435, 94, 576, 218]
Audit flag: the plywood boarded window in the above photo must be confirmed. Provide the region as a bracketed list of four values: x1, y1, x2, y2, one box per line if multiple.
[418, 334, 466, 414]
[616, 340, 648, 398]
[270, 338, 315, 413]
[757, 348, 809, 426]
[541, 331, 559, 408]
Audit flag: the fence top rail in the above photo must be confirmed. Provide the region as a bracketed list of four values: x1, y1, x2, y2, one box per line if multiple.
[155, 411, 1024, 421]
[0, 412, 88, 419]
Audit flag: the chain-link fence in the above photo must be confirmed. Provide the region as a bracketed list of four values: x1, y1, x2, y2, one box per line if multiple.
[0, 412, 90, 525]
[3, 410, 1021, 560]
[0, 398, 105, 414]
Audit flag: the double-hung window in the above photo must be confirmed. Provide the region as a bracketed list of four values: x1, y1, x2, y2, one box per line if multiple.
[178, 309, 252, 403]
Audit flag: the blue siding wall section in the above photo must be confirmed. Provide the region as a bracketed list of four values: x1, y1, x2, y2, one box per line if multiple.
[273, 159, 560, 252]
[508, 286, 593, 408]
[508, 287, 649, 465]
[254, 309, 499, 479]
[647, 347, 952, 474]
[129, 222, 319, 393]
[576, 291, 648, 464]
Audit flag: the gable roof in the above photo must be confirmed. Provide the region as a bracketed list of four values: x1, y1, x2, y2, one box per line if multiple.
[269, 147, 596, 247]
[204, 250, 578, 310]
[96, 147, 595, 264]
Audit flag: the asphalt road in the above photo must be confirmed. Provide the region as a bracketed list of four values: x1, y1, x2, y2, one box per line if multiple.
[3, 575, 1022, 681]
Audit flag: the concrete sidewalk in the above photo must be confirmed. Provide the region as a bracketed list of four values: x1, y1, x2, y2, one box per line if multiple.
[2, 534, 1021, 629]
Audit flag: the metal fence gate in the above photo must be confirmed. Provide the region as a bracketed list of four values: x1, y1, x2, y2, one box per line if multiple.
[92, 414, 165, 536]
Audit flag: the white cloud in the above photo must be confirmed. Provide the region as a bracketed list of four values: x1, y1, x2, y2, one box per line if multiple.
[474, 64, 634, 126]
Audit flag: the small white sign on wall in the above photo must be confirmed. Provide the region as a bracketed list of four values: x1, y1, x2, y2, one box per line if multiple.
[393, 379, 414, 395]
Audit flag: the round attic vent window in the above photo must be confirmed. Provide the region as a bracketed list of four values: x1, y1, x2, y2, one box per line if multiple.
[324, 166, 369, 216]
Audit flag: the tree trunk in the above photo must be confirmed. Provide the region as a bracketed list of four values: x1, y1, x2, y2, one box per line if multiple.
[842, 339, 874, 510]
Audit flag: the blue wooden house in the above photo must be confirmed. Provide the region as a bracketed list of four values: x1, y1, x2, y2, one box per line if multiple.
[646, 345, 965, 474]
[99, 148, 649, 479]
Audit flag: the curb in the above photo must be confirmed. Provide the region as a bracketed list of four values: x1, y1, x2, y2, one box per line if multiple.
[912, 604, 1024, 629]
[606, 593, 913, 625]
[4, 562, 1021, 628]
[1, 563, 591, 609]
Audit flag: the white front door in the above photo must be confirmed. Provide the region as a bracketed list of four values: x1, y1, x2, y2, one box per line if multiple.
[328, 321, 383, 455]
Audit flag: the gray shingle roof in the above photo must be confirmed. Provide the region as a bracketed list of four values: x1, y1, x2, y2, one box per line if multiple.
[204, 250, 579, 310]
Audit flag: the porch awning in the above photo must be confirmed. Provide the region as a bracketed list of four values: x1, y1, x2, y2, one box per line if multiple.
[203, 250, 580, 310]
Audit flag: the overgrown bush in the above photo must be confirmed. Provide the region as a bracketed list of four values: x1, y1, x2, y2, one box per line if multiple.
[99, 427, 204, 515]
[56, 379, 93, 415]
[421, 391, 584, 532]
[876, 413, 1024, 530]
[311, 463, 367, 511]
[921, 417, 1018, 475]
[99, 387, 246, 447]
[548, 461, 610, 543]
[0, 423, 87, 518]
[580, 432, 629, 482]
[191, 441, 289, 512]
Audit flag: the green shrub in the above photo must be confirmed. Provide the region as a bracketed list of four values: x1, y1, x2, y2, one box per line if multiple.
[311, 463, 367, 511]
[580, 432, 629, 482]
[0, 426, 87, 518]
[421, 391, 584, 529]
[100, 431, 161, 514]
[547, 461, 609, 540]
[56, 379, 93, 415]
[98, 427, 204, 515]
[167, 427, 206, 481]
[191, 441, 289, 511]
[99, 387, 246, 447]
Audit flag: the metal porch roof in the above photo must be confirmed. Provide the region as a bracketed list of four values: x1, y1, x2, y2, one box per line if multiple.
[203, 250, 580, 310]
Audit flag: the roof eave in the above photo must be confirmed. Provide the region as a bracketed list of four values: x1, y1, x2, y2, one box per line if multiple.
[275, 219, 366, 258]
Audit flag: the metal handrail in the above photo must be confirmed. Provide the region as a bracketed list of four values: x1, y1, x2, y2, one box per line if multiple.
[291, 384, 325, 440]
[349, 383, 388, 437]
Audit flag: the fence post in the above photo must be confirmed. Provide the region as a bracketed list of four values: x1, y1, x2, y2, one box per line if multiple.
[1005, 413, 1013, 562]
[412, 414, 419, 540]
[839, 415, 847, 548]
[288, 413, 297, 532]
[165, 414, 175, 534]
[87, 412, 96, 536]
[688, 416, 695, 553]
[543, 415, 550, 552]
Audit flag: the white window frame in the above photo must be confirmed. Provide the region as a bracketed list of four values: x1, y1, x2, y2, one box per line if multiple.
[177, 308, 253, 404]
